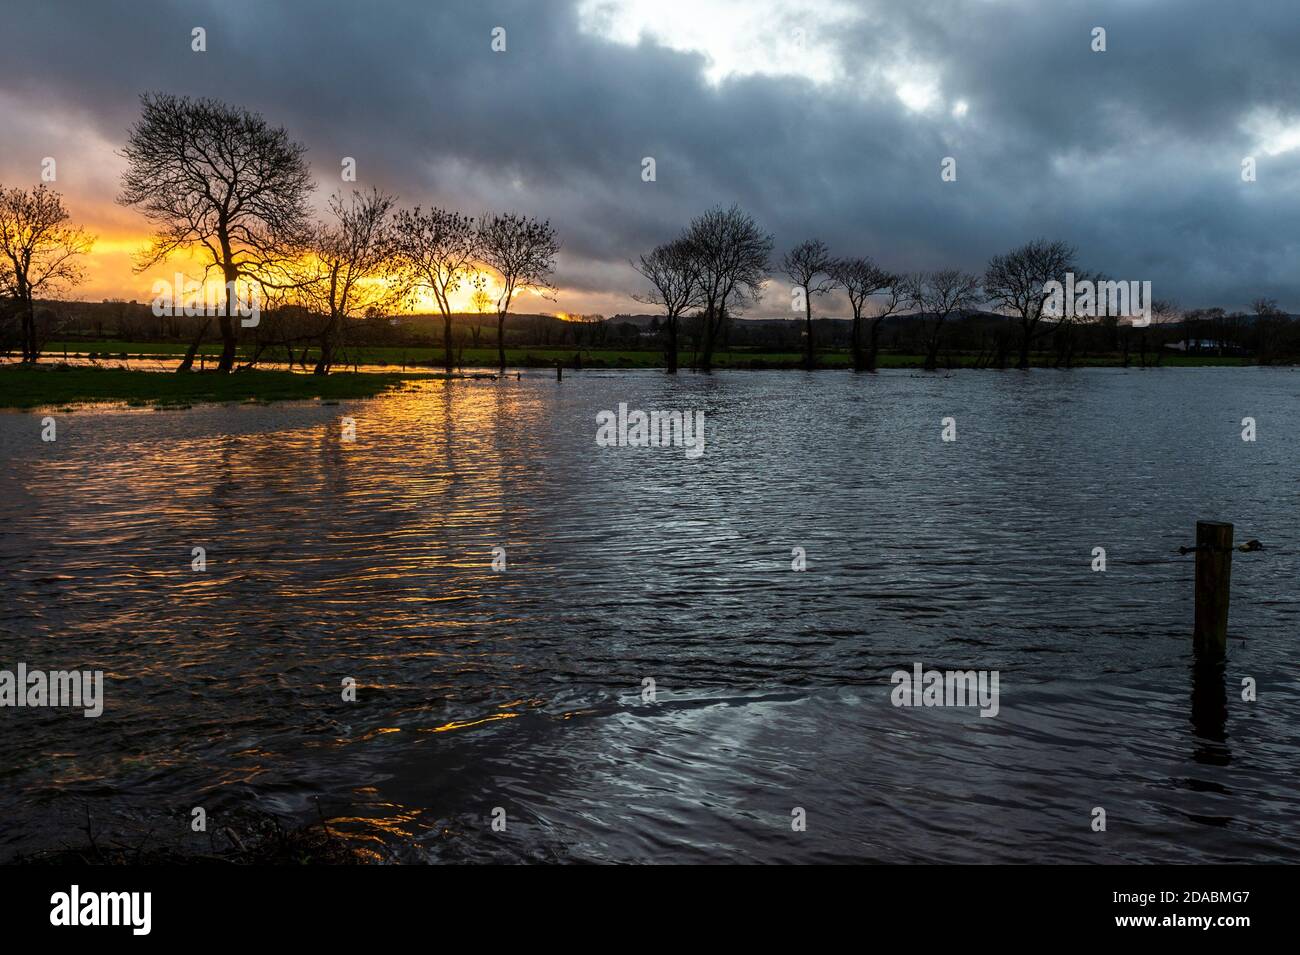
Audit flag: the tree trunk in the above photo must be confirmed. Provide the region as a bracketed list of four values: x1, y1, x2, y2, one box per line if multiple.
[315, 311, 340, 375]
[924, 319, 944, 371]
[217, 265, 240, 373]
[22, 298, 36, 363]
[443, 314, 454, 374]
[1018, 318, 1032, 369]
[314, 340, 333, 375]
[497, 312, 506, 373]
[216, 315, 237, 372]
[666, 315, 678, 374]
[699, 306, 717, 372]
[866, 318, 882, 372]
[804, 295, 814, 370]
[851, 314, 864, 372]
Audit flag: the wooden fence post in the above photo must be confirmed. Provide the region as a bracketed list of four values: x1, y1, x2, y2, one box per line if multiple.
[1193, 520, 1233, 656]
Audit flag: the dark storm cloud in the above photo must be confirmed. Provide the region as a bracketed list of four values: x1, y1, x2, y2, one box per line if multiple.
[2, 0, 1298, 312]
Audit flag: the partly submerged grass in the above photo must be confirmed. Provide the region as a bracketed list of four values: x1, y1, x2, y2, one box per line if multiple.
[0, 364, 437, 410]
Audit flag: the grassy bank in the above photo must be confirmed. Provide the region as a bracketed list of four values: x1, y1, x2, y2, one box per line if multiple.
[0, 364, 435, 410]
[38, 340, 1258, 370]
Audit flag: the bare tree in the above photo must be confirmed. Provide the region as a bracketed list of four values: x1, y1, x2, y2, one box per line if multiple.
[119, 93, 313, 373]
[831, 256, 897, 372]
[633, 236, 702, 374]
[294, 188, 398, 374]
[906, 269, 983, 371]
[983, 239, 1077, 370]
[392, 207, 480, 374]
[1250, 297, 1279, 318]
[1249, 297, 1285, 364]
[781, 239, 838, 370]
[478, 213, 559, 373]
[684, 205, 773, 372]
[1049, 267, 1106, 368]
[0, 184, 94, 362]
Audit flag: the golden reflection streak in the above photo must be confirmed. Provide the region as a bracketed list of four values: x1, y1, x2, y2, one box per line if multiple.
[421, 712, 520, 734]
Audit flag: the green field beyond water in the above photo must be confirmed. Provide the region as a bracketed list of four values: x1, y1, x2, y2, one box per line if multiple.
[39, 340, 1253, 371]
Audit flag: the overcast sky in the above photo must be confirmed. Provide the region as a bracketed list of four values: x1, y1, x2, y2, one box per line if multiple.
[2, 0, 1298, 316]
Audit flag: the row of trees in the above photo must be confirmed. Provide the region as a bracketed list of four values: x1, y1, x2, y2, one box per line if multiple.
[636, 219, 1185, 372]
[277, 194, 560, 375]
[647, 303, 1193, 368]
[119, 92, 559, 375]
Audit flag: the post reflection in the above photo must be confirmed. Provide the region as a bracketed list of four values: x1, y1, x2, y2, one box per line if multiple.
[1190, 654, 1229, 768]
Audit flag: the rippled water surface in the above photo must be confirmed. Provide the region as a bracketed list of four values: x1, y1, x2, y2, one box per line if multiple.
[2, 367, 1298, 863]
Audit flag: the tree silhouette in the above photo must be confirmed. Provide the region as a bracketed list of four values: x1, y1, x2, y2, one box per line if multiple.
[119, 93, 313, 373]
[983, 239, 1077, 369]
[905, 269, 983, 371]
[633, 236, 702, 374]
[392, 207, 480, 374]
[478, 213, 559, 373]
[830, 256, 897, 372]
[684, 205, 772, 372]
[296, 188, 399, 375]
[0, 184, 93, 362]
[781, 239, 837, 370]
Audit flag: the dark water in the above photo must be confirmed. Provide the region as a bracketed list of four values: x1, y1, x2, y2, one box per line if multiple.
[2, 367, 1297, 863]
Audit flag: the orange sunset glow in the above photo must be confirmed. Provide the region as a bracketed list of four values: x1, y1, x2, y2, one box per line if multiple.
[58, 215, 549, 317]
[0, 103, 606, 319]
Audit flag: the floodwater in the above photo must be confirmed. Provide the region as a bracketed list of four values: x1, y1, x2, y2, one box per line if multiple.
[1, 367, 1297, 863]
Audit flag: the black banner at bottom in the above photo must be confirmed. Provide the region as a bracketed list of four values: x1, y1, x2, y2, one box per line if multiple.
[0, 863, 1286, 941]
